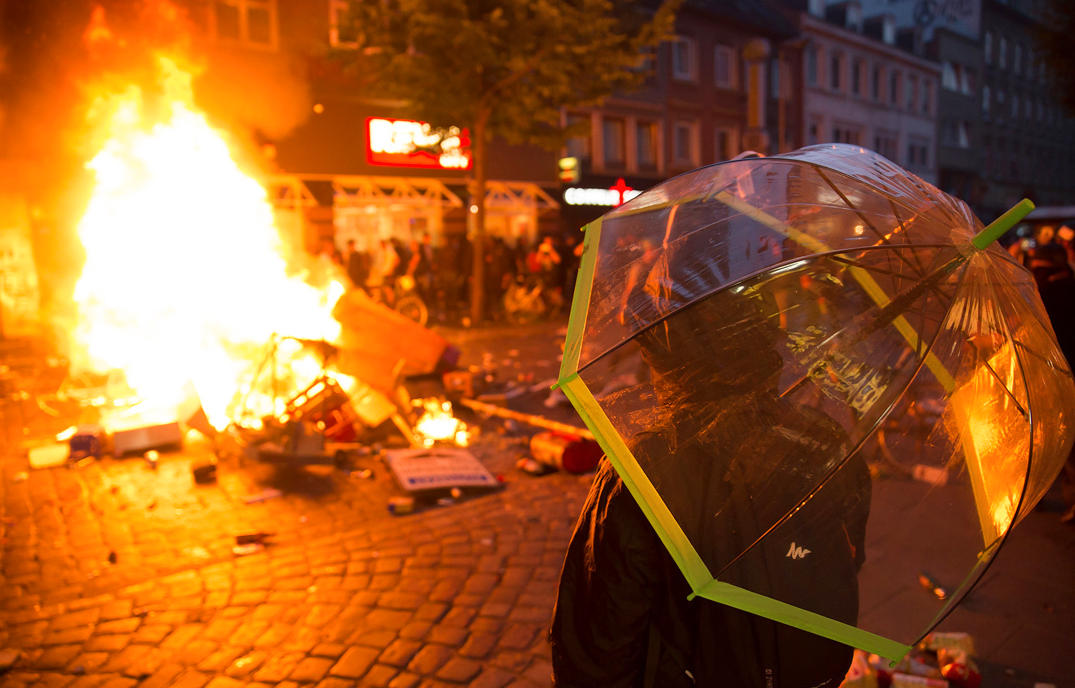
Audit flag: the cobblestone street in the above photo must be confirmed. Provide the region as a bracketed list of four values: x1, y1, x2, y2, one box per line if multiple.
[1, 321, 1073, 687]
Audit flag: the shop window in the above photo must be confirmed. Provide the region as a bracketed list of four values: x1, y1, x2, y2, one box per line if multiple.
[672, 37, 697, 81]
[603, 117, 626, 166]
[212, 0, 275, 47]
[636, 120, 659, 169]
[714, 44, 737, 88]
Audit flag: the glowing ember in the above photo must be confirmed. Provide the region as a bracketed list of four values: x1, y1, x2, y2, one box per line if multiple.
[414, 398, 469, 448]
[70, 56, 345, 429]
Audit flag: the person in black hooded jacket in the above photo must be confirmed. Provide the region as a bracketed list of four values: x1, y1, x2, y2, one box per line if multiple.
[549, 285, 871, 688]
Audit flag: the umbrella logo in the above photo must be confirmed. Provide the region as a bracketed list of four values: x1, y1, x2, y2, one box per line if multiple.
[786, 542, 812, 559]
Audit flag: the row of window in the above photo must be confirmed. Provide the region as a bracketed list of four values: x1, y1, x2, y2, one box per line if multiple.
[983, 31, 1047, 82]
[807, 118, 931, 169]
[805, 45, 933, 116]
[982, 87, 1069, 127]
[566, 115, 740, 172]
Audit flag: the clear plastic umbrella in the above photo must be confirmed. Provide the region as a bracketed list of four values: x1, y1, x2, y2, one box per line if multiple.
[557, 144, 1075, 660]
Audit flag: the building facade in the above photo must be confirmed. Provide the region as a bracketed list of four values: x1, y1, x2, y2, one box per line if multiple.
[182, 0, 560, 256]
[795, 1, 941, 184]
[558, 0, 800, 231]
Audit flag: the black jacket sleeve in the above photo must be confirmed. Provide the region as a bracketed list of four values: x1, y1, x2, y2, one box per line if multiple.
[550, 459, 663, 688]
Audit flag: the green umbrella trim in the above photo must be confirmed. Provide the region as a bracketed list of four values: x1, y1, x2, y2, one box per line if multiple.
[561, 374, 913, 661]
[558, 219, 601, 386]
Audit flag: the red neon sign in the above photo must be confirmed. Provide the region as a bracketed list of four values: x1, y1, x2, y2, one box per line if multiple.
[366, 117, 472, 170]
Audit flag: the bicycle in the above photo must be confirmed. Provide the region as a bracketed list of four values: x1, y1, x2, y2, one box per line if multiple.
[366, 275, 429, 326]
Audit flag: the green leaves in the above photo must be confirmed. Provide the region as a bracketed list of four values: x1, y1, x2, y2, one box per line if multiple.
[335, 0, 681, 148]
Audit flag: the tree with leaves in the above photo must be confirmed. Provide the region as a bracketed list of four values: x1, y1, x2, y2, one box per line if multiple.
[336, 0, 679, 323]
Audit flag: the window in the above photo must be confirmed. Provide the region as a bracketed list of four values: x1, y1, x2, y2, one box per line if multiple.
[565, 113, 591, 160]
[982, 86, 991, 118]
[329, 0, 357, 47]
[1011, 94, 1019, 119]
[830, 51, 843, 91]
[921, 80, 931, 114]
[942, 61, 958, 91]
[673, 121, 698, 166]
[806, 46, 818, 86]
[959, 67, 973, 95]
[874, 130, 898, 161]
[832, 123, 860, 145]
[673, 37, 697, 81]
[871, 65, 881, 101]
[714, 126, 737, 162]
[808, 116, 822, 145]
[998, 37, 1007, 69]
[984, 31, 993, 65]
[1014, 43, 1022, 74]
[907, 138, 930, 168]
[906, 75, 917, 111]
[603, 117, 626, 166]
[714, 44, 737, 88]
[889, 70, 900, 104]
[851, 58, 863, 96]
[212, 0, 275, 47]
[636, 120, 659, 169]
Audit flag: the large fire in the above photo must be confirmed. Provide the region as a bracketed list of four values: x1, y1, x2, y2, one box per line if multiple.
[70, 55, 345, 430]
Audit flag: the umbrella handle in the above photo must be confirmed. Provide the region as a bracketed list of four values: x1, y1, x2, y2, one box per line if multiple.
[971, 198, 1035, 250]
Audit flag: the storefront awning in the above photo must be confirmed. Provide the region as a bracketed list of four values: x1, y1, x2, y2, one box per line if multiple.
[331, 176, 463, 208]
[485, 180, 559, 213]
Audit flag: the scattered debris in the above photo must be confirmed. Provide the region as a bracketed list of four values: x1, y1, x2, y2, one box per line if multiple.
[243, 488, 282, 504]
[107, 551, 117, 564]
[917, 571, 948, 600]
[192, 461, 217, 484]
[459, 398, 593, 440]
[28, 443, 68, 469]
[235, 532, 273, 545]
[385, 447, 499, 493]
[112, 421, 182, 456]
[529, 431, 601, 474]
[387, 496, 415, 515]
[232, 543, 264, 556]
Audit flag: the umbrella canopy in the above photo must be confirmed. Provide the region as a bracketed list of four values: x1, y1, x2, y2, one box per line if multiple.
[557, 144, 1075, 661]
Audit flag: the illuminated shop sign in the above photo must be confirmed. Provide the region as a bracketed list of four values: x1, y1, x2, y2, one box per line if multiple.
[563, 178, 642, 206]
[367, 117, 471, 169]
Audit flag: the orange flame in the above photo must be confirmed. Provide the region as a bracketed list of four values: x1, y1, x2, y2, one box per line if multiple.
[71, 55, 344, 430]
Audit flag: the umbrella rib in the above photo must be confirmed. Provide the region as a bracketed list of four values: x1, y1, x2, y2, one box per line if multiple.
[979, 358, 1029, 418]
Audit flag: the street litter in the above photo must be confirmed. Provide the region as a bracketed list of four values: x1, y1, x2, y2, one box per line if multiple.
[28, 442, 68, 469]
[243, 488, 282, 504]
[528, 431, 601, 474]
[459, 398, 593, 440]
[192, 461, 217, 484]
[385, 447, 498, 493]
[917, 572, 949, 600]
[840, 632, 981, 688]
[387, 495, 415, 515]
